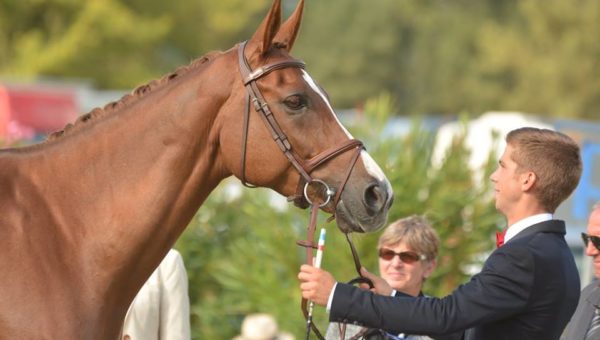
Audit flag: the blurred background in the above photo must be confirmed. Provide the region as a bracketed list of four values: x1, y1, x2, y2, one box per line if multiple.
[1, 0, 600, 338]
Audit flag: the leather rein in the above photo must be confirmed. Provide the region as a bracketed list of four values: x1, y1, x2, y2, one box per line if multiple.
[237, 41, 372, 339]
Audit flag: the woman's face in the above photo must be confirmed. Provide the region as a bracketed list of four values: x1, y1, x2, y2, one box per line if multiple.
[378, 241, 436, 297]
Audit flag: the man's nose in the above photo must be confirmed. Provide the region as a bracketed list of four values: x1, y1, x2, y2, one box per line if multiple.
[489, 169, 498, 182]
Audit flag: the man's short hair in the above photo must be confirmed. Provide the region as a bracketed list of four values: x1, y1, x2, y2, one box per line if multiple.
[506, 127, 582, 213]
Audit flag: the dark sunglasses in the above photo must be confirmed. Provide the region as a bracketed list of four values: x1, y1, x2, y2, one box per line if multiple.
[582, 233, 600, 251]
[378, 248, 427, 263]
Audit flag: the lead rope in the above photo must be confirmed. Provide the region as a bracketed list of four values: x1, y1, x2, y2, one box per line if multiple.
[298, 181, 330, 340]
[300, 224, 373, 340]
[298, 146, 372, 340]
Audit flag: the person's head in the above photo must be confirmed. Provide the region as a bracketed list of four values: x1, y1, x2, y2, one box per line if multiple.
[583, 203, 600, 278]
[233, 313, 294, 340]
[377, 215, 439, 297]
[490, 127, 581, 217]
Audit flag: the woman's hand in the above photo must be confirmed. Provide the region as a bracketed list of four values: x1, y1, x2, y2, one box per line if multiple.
[360, 267, 393, 296]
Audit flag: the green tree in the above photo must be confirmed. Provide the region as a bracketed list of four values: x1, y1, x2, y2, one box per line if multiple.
[0, 0, 171, 88]
[3, 0, 600, 119]
[297, 0, 600, 119]
[294, 0, 401, 108]
[0, 0, 270, 89]
[123, 0, 271, 65]
[470, 0, 600, 119]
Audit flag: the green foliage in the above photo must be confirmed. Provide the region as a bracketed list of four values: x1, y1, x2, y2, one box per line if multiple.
[0, 0, 171, 88]
[0, 0, 270, 88]
[2, 0, 599, 118]
[175, 185, 309, 339]
[295, 0, 402, 107]
[176, 93, 499, 339]
[470, 0, 600, 119]
[295, 0, 600, 119]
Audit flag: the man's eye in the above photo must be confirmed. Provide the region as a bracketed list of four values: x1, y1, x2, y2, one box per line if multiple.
[284, 95, 307, 111]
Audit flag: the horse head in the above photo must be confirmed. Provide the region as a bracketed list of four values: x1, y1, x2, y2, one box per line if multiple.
[218, 0, 393, 233]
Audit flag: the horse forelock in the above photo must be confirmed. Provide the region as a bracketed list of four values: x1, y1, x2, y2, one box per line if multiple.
[46, 51, 222, 142]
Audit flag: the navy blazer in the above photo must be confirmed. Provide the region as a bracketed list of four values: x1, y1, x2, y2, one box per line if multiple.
[330, 220, 580, 340]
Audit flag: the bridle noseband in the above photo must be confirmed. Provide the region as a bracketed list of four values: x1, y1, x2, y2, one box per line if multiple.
[237, 41, 371, 339]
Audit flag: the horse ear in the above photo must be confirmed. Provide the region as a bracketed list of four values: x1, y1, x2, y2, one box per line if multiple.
[274, 0, 304, 52]
[247, 0, 282, 57]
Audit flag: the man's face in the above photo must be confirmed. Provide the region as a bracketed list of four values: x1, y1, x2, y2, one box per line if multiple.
[489, 144, 524, 216]
[585, 208, 600, 278]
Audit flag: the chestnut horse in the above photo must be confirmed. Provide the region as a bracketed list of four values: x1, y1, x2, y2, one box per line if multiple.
[0, 0, 392, 338]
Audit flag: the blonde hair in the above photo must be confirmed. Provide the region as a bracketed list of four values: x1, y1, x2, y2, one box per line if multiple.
[377, 215, 439, 261]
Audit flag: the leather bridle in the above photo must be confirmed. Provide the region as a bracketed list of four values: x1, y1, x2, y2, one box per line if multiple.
[237, 41, 372, 339]
[237, 41, 364, 206]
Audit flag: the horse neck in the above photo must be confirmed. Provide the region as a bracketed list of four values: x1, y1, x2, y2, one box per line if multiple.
[21, 56, 235, 298]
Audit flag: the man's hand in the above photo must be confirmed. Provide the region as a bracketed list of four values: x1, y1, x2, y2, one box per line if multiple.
[298, 264, 337, 306]
[360, 267, 393, 296]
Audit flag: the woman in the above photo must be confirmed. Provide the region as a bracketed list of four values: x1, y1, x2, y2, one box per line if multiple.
[326, 215, 438, 340]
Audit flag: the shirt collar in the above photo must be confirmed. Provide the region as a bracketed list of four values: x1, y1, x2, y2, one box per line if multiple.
[504, 213, 553, 243]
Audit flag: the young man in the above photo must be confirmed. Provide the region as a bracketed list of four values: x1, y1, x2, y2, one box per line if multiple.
[299, 127, 582, 339]
[562, 203, 600, 340]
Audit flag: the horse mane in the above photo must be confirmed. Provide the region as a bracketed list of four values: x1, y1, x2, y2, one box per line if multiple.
[46, 51, 222, 141]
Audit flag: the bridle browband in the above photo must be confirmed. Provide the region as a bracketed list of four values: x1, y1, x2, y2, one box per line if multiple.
[237, 41, 371, 339]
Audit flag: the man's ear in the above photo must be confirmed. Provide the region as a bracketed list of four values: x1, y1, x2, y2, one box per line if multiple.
[521, 171, 537, 191]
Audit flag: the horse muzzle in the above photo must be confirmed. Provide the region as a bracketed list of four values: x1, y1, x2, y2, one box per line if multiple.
[334, 178, 393, 233]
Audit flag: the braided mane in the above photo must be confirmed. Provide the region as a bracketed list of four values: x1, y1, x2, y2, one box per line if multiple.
[47, 51, 222, 141]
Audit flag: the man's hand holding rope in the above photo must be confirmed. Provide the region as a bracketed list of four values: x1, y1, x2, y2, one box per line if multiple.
[298, 265, 396, 308]
[298, 264, 336, 306]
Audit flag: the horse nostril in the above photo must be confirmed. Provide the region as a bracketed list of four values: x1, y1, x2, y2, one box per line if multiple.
[363, 182, 388, 216]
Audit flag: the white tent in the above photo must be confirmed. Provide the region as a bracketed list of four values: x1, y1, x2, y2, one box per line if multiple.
[431, 111, 553, 182]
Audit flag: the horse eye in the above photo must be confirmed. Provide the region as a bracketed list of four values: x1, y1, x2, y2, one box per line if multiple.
[283, 95, 307, 112]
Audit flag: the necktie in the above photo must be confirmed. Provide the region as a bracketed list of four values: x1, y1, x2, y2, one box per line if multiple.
[496, 230, 506, 248]
[586, 309, 600, 339]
